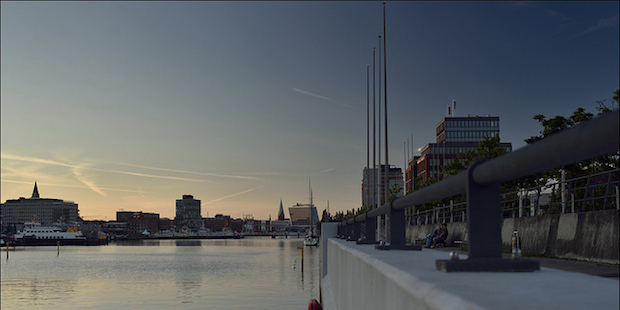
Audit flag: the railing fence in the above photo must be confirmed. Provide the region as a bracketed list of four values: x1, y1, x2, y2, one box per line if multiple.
[337, 110, 619, 272]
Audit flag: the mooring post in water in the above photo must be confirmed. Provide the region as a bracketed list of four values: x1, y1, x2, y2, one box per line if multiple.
[6, 242, 8, 259]
[57, 241, 60, 256]
[301, 246, 304, 272]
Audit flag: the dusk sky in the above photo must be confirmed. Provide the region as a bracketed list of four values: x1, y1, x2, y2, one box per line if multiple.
[2, 1, 618, 221]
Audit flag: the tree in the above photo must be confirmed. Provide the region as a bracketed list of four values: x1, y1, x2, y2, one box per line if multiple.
[321, 209, 331, 223]
[524, 90, 618, 179]
[506, 89, 619, 213]
[443, 135, 508, 177]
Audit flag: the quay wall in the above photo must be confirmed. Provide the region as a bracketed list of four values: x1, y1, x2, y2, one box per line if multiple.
[406, 209, 619, 264]
[321, 234, 619, 310]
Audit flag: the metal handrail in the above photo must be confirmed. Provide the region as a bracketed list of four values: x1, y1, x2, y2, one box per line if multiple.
[406, 168, 618, 222]
[339, 110, 619, 272]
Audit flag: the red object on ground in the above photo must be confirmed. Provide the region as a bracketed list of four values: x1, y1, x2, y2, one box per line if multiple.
[308, 299, 322, 310]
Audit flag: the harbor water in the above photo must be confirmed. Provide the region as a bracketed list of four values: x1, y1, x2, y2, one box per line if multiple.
[1, 238, 320, 309]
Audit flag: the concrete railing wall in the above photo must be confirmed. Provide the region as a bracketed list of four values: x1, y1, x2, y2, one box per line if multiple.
[406, 209, 619, 264]
[322, 237, 619, 310]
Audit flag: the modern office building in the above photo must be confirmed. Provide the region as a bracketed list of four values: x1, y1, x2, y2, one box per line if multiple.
[0, 182, 79, 227]
[362, 164, 404, 208]
[288, 203, 319, 226]
[175, 194, 202, 231]
[407, 115, 512, 191]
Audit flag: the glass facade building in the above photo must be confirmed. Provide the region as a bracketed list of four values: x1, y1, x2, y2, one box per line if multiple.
[361, 165, 404, 208]
[406, 116, 512, 192]
[175, 195, 202, 232]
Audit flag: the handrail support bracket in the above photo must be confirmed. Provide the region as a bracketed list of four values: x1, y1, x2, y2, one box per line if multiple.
[436, 160, 539, 272]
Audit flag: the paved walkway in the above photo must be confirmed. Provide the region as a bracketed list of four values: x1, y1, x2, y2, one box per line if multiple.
[433, 246, 619, 279]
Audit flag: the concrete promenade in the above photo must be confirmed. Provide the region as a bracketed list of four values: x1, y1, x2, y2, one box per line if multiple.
[320, 232, 619, 310]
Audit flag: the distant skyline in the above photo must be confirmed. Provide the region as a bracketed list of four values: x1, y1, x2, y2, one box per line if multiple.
[2, 1, 618, 221]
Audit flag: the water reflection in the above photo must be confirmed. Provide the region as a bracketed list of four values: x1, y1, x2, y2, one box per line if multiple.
[175, 240, 202, 246]
[1, 238, 320, 310]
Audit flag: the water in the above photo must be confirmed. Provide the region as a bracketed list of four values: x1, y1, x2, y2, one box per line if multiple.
[1, 238, 320, 309]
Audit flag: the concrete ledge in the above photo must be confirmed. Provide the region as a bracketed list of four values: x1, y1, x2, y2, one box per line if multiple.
[407, 210, 619, 264]
[325, 238, 619, 310]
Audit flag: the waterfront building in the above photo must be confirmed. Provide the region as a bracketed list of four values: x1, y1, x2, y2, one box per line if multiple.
[288, 204, 319, 226]
[175, 194, 202, 232]
[203, 214, 232, 232]
[406, 115, 512, 191]
[116, 211, 160, 235]
[361, 165, 404, 208]
[0, 182, 79, 227]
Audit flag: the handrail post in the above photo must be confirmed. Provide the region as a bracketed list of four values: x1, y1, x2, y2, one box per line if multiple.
[345, 223, 353, 240]
[376, 199, 421, 250]
[337, 223, 346, 239]
[350, 221, 361, 241]
[357, 212, 378, 244]
[436, 160, 539, 272]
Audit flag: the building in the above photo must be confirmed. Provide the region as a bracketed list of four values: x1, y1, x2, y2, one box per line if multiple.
[407, 115, 512, 191]
[117, 211, 160, 235]
[362, 165, 404, 208]
[203, 214, 231, 232]
[175, 195, 202, 231]
[288, 204, 319, 226]
[0, 182, 79, 227]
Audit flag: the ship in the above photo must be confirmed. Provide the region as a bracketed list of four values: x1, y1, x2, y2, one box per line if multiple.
[302, 179, 319, 246]
[10, 222, 108, 246]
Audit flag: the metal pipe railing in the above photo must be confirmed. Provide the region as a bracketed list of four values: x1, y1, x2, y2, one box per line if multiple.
[340, 110, 619, 272]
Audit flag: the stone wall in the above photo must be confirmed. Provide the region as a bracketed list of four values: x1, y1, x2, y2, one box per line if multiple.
[406, 209, 619, 264]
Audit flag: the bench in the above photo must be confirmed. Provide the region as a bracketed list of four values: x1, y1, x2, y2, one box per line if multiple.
[453, 232, 468, 250]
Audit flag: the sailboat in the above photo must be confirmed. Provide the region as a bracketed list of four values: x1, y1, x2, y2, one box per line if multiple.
[304, 179, 319, 246]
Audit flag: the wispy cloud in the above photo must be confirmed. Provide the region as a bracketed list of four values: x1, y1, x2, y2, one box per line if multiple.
[547, 10, 569, 21]
[204, 187, 262, 205]
[72, 165, 107, 196]
[314, 168, 334, 175]
[109, 162, 263, 180]
[2, 179, 145, 194]
[1, 153, 74, 168]
[578, 15, 619, 36]
[1, 153, 208, 187]
[293, 88, 353, 108]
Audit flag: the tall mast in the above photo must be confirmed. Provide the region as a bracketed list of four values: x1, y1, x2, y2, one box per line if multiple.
[366, 65, 370, 209]
[383, 2, 390, 204]
[309, 177, 313, 230]
[372, 47, 376, 211]
[377, 35, 382, 206]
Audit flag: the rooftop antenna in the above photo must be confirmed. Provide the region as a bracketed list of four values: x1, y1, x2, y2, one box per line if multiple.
[452, 98, 456, 116]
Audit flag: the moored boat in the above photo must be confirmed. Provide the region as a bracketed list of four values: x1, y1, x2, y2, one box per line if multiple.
[303, 178, 319, 247]
[11, 222, 107, 246]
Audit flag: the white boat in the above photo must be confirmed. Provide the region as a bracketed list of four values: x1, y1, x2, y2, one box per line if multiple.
[304, 235, 319, 246]
[12, 222, 88, 245]
[303, 178, 319, 247]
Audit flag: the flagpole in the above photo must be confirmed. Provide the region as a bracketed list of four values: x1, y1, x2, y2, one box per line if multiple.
[383, 2, 390, 238]
[366, 65, 370, 209]
[372, 47, 376, 216]
[377, 36, 382, 241]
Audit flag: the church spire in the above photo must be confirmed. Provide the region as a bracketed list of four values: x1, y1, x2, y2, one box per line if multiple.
[32, 181, 40, 199]
[278, 199, 285, 221]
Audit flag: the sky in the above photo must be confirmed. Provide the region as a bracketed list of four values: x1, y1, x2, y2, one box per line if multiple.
[2, 1, 618, 221]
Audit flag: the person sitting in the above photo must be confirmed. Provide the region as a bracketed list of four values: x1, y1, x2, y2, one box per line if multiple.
[425, 223, 448, 248]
